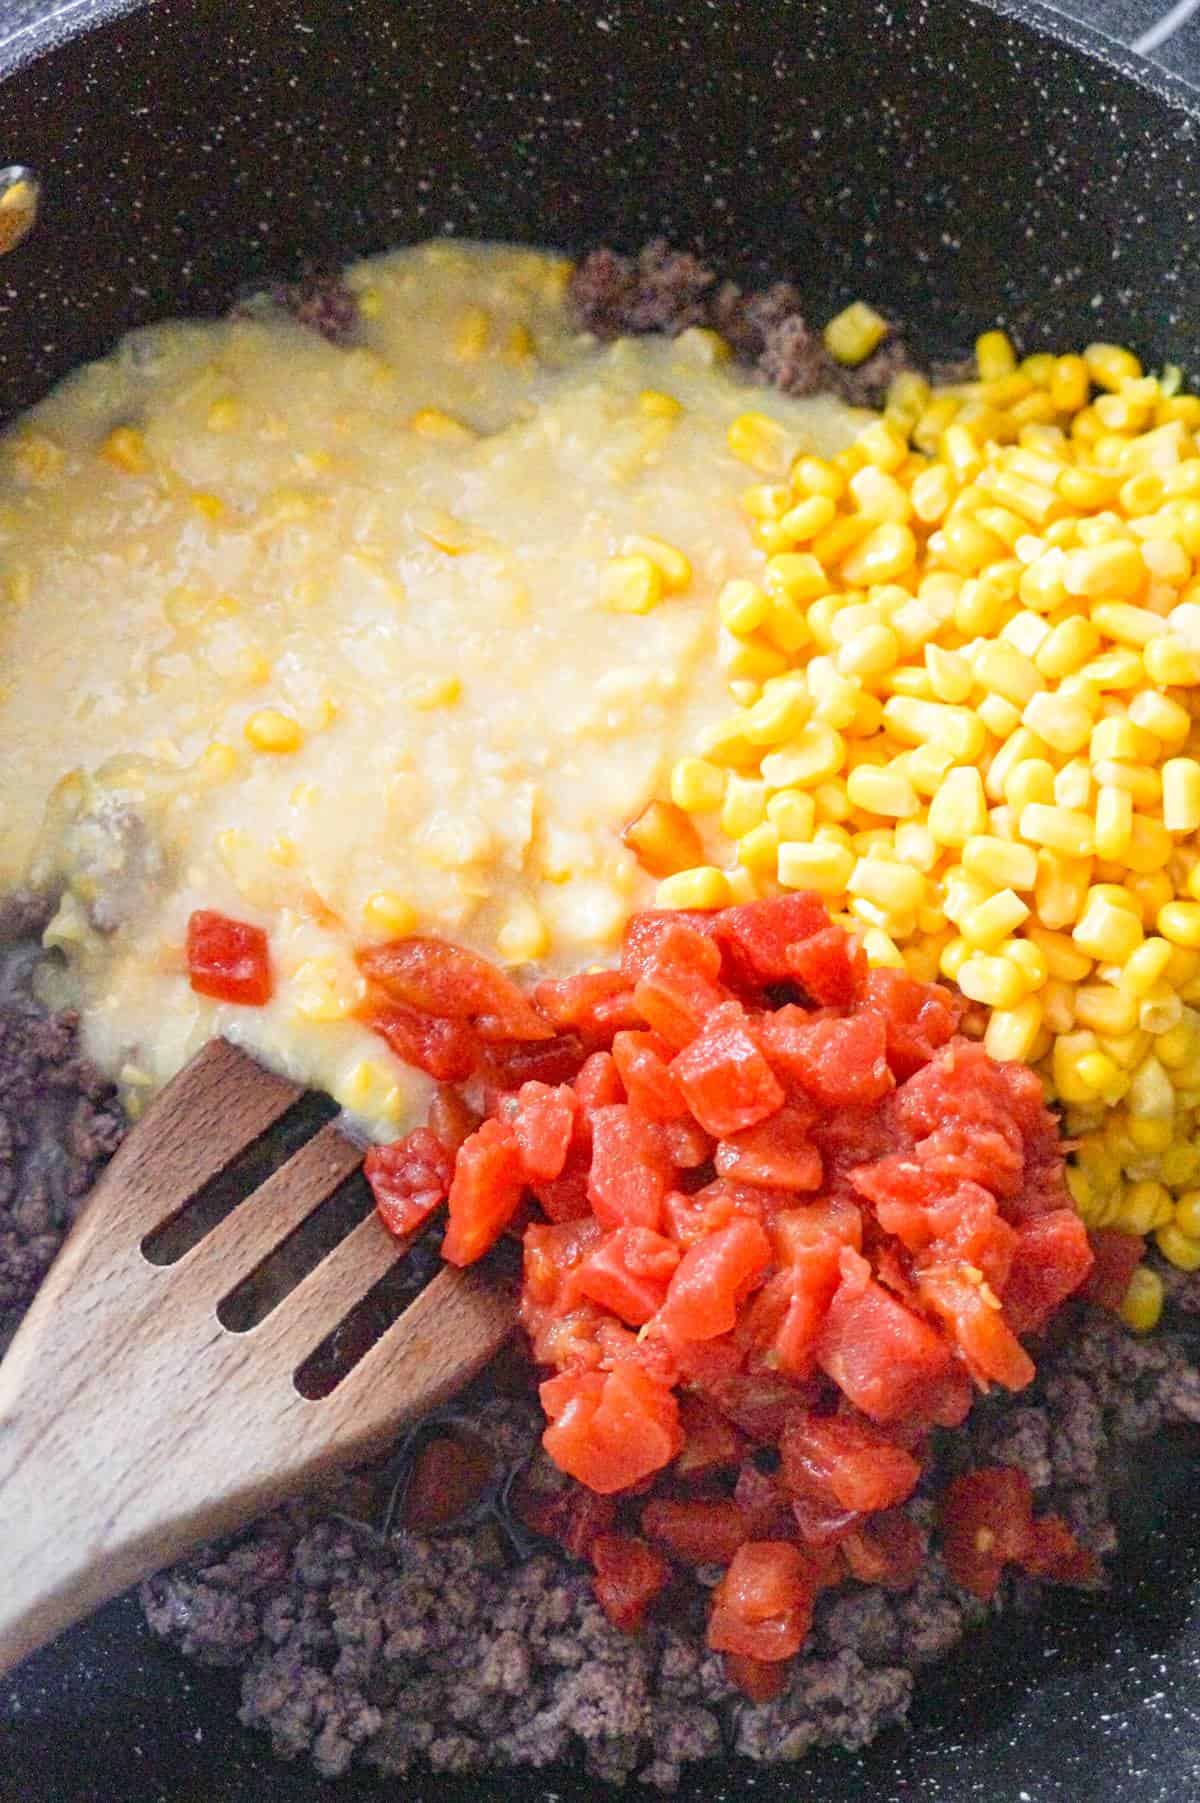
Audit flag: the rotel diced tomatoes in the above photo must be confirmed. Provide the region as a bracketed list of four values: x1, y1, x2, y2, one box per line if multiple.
[571, 1226, 680, 1325]
[633, 924, 728, 1050]
[1023, 1513, 1099, 1587]
[707, 1541, 816, 1661]
[1080, 1228, 1146, 1312]
[817, 1251, 953, 1423]
[715, 1105, 823, 1191]
[587, 1104, 672, 1231]
[841, 1509, 924, 1591]
[621, 910, 719, 981]
[502, 1081, 579, 1182]
[863, 966, 961, 1079]
[780, 1412, 922, 1516]
[672, 1396, 747, 1480]
[367, 1003, 482, 1082]
[760, 1007, 893, 1107]
[590, 1533, 672, 1632]
[574, 1050, 626, 1115]
[785, 924, 867, 1007]
[365, 1128, 453, 1239]
[722, 1651, 789, 1702]
[612, 1029, 688, 1120]
[1000, 1209, 1094, 1336]
[186, 910, 273, 1006]
[359, 936, 552, 1041]
[713, 892, 829, 985]
[659, 1217, 772, 1341]
[641, 1497, 750, 1566]
[671, 1002, 785, 1137]
[540, 1363, 682, 1494]
[939, 1465, 1035, 1600]
[916, 1264, 1035, 1392]
[533, 970, 643, 1047]
[441, 1117, 527, 1266]
[510, 1470, 616, 1561]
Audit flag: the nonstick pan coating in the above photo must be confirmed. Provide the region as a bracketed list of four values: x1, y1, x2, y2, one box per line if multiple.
[3, 1, 1200, 1797]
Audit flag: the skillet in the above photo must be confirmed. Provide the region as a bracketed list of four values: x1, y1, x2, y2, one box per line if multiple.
[3, 1, 1200, 1797]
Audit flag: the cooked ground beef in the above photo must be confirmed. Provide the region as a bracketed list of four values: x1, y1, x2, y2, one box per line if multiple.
[270, 271, 360, 346]
[569, 240, 929, 406]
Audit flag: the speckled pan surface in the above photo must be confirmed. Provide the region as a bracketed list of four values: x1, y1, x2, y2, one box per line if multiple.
[2, 1, 1200, 1799]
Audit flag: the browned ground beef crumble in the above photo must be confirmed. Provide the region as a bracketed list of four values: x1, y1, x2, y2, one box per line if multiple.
[0, 245, 1195, 1783]
[4, 929, 1200, 1788]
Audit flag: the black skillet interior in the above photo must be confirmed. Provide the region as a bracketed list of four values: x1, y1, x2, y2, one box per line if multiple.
[3, 0, 1200, 1797]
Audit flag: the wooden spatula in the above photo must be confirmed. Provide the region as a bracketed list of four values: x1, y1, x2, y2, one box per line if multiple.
[0, 1038, 517, 1676]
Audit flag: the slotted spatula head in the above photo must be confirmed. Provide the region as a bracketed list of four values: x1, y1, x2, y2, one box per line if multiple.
[0, 1038, 517, 1675]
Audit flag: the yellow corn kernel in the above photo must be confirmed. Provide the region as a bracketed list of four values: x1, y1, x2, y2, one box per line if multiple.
[1163, 756, 1200, 833]
[408, 406, 477, 444]
[1158, 899, 1200, 948]
[620, 535, 691, 594]
[1116, 1261, 1164, 1333]
[1084, 342, 1142, 391]
[206, 396, 241, 433]
[956, 954, 1026, 1011]
[244, 709, 304, 754]
[961, 889, 1030, 951]
[983, 995, 1044, 1063]
[766, 788, 817, 841]
[601, 552, 664, 615]
[736, 821, 781, 874]
[882, 697, 987, 762]
[824, 301, 889, 366]
[778, 839, 855, 895]
[970, 640, 1040, 708]
[1020, 690, 1092, 757]
[741, 482, 790, 522]
[846, 856, 924, 920]
[656, 867, 731, 910]
[1145, 634, 1200, 685]
[1025, 924, 1091, 983]
[363, 891, 419, 937]
[718, 775, 767, 839]
[196, 741, 238, 784]
[495, 899, 550, 965]
[1121, 936, 1174, 998]
[1062, 539, 1146, 601]
[339, 1060, 406, 1125]
[1073, 984, 1142, 1037]
[778, 494, 838, 542]
[452, 305, 490, 361]
[760, 723, 845, 789]
[728, 411, 793, 476]
[1175, 1188, 1200, 1237]
[638, 388, 683, 419]
[1035, 852, 1093, 930]
[1130, 689, 1190, 745]
[100, 425, 149, 473]
[764, 552, 827, 607]
[1071, 896, 1144, 963]
[1093, 784, 1133, 861]
[845, 762, 919, 818]
[1019, 802, 1095, 857]
[292, 957, 362, 1023]
[716, 579, 770, 637]
[671, 757, 727, 813]
[925, 766, 987, 850]
[1157, 1222, 1200, 1272]
[841, 523, 917, 587]
[1002, 758, 1056, 813]
[836, 624, 900, 681]
[1127, 1051, 1176, 1120]
[959, 836, 1036, 892]
[974, 329, 1017, 381]
[1157, 1019, 1199, 1067]
[849, 465, 912, 525]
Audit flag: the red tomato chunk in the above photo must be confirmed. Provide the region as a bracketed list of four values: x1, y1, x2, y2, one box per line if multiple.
[186, 909, 272, 1006]
[357, 893, 1097, 1689]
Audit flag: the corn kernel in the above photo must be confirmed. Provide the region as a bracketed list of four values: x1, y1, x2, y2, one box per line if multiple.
[1175, 1189, 1200, 1238]
[452, 305, 490, 361]
[824, 301, 889, 366]
[244, 709, 304, 754]
[737, 821, 782, 872]
[100, 425, 149, 473]
[956, 953, 1026, 1010]
[622, 535, 691, 593]
[363, 891, 419, 937]
[496, 899, 550, 965]
[408, 406, 477, 444]
[671, 757, 727, 813]
[728, 411, 793, 476]
[845, 762, 919, 818]
[1072, 896, 1144, 963]
[777, 839, 855, 895]
[638, 388, 683, 419]
[1163, 756, 1200, 832]
[292, 956, 362, 1023]
[196, 741, 238, 783]
[883, 697, 987, 762]
[601, 552, 664, 614]
[841, 523, 917, 586]
[760, 723, 845, 789]
[1020, 802, 1096, 857]
[1145, 634, 1200, 685]
[1074, 985, 1142, 1036]
[1084, 342, 1142, 391]
[961, 889, 1030, 950]
[1156, 1223, 1200, 1272]
[927, 766, 988, 848]
[656, 866, 731, 910]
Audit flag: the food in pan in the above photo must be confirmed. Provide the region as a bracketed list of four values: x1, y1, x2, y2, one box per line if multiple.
[4, 236, 1200, 1785]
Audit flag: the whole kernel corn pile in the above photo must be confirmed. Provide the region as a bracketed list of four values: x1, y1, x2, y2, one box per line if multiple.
[651, 335, 1200, 1305]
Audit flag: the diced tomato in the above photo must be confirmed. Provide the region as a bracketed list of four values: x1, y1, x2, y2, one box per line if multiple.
[760, 1006, 893, 1107]
[940, 1465, 1035, 1600]
[733, 1460, 797, 1540]
[481, 1032, 588, 1089]
[186, 909, 272, 1006]
[426, 1085, 482, 1152]
[715, 1105, 823, 1191]
[541, 1362, 683, 1494]
[785, 924, 867, 1008]
[713, 893, 829, 985]
[745, 1242, 843, 1379]
[441, 1117, 527, 1266]
[522, 1217, 603, 1311]
[532, 1145, 594, 1223]
[1080, 1228, 1146, 1312]
[571, 1226, 680, 1325]
[621, 910, 719, 981]
[587, 1104, 672, 1232]
[916, 1263, 1035, 1392]
[671, 1002, 785, 1137]
[501, 1080, 579, 1182]
[723, 1651, 790, 1702]
[1001, 1209, 1094, 1336]
[672, 1396, 748, 1480]
[770, 1199, 863, 1262]
[633, 924, 728, 1050]
[864, 966, 961, 1079]
[841, 1509, 925, 1591]
[612, 1029, 689, 1120]
[591, 1533, 672, 1632]
[358, 936, 553, 1041]
[365, 1127, 453, 1239]
[533, 970, 643, 1047]
[657, 1115, 715, 1169]
[366, 1003, 482, 1082]
[574, 1050, 626, 1114]
[659, 1217, 772, 1341]
[641, 1497, 750, 1566]
[780, 1412, 922, 1516]
[817, 1252, 953, 1423]
[1023, 1513, 1099, 1587]
[510, 1471, 617, 1561]
[707, 1542, 816, 1661]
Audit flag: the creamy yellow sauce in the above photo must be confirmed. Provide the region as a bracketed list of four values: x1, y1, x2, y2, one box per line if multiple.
[0, 240, 864, 1134]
